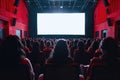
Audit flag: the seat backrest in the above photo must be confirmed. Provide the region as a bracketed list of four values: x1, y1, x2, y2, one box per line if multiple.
[44, 64, 79, 80]
[91, 63, 120, 80]
[0, 64, 30, 80]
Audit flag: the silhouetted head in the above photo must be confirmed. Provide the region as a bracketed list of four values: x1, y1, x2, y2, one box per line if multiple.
[100, 37, 119, 57]
[90, 39, 100, 52]
[32, 41, 40, 53]
[73, 39, 78, 47]
[51, 39, 70, 62]
[77, 40, 84, 52]
[0, 35, 24, 66]
[39, 40, 45, 51]
[1, 35, 23, 51]
[46, 40, 51, 48]
[26, 39, 32, 50]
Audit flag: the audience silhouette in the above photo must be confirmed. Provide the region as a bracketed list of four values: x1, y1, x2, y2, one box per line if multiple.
[1, 36, 120, 80]
[0, 35, 35, 80]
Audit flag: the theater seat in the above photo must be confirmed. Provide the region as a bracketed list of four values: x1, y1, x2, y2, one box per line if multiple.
[89, 65, 120, 80]
[86, 61, 120, 80]
[0, 64, 30, 80]
[42, 64, 80, 80]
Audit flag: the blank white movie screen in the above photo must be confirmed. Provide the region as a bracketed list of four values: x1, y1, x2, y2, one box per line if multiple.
[37, 13, 85, 35]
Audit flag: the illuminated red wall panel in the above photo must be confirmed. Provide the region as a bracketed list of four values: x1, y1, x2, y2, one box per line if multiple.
[0, 0, 28, 38]
[94, 0, 120, 39]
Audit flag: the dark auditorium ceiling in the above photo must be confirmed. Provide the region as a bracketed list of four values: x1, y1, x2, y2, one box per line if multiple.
[25, 0, 98, 13]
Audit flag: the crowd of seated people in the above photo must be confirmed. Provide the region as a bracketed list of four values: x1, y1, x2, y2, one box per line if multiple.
[86, 37, 120, 80]
[38, 39, 82, 80]
[30, 41, 45, 80]
[0, 35, 120, 80]
[43, 40, 53, 60]
[73, 40, 90, 65]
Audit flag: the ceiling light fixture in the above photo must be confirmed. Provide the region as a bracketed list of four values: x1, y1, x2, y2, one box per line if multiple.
[60, 6, 63, 8]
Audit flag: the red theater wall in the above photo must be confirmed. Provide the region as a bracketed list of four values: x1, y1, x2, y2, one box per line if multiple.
[94, 0, 120, 40]
[0, 0, 28, 39]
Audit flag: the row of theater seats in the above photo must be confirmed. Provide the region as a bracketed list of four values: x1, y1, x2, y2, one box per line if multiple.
[41, 64, 80, 80]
